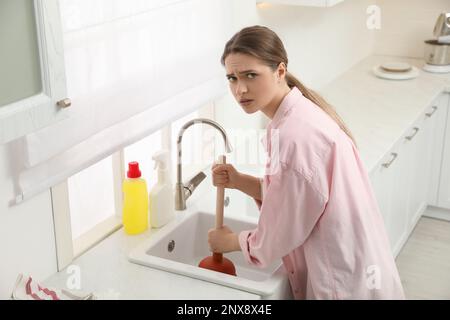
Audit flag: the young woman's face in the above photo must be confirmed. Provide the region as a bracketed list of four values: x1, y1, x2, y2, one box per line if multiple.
[224, 53, 284, 114]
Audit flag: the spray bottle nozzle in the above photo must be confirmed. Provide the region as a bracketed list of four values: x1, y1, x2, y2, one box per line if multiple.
[152, 150, 171, 184]
[152, 150, 170, 171]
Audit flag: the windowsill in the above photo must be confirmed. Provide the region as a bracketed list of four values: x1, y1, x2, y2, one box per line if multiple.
[73, 215, 122, 259]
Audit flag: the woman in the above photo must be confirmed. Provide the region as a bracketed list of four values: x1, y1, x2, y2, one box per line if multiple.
[208, 25, 405, 300]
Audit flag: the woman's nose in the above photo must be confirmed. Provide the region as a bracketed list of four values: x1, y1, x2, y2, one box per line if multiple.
[235, 82, 248, 96]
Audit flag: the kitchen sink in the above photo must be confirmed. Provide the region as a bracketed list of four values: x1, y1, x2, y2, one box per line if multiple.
[128, 211, 291, 298]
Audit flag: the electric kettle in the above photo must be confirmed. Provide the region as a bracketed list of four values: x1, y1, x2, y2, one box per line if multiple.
[433, 12, 450, 42]
[423, 12, 450, 72]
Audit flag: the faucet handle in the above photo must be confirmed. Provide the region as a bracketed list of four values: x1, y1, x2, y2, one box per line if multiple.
[184, 171, 207, 196]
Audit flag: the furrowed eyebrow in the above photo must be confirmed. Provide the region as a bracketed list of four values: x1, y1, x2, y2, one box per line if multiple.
[226, 70, 257, 77]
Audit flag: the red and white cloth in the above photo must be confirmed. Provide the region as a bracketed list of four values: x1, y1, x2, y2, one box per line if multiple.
[10, 274, 95, 300]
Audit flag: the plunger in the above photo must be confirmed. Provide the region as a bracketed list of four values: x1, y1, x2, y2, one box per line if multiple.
[198, 155, 237, 276]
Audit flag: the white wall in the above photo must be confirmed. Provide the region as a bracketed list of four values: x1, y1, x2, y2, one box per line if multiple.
[0, 144, 57, 299]
[256, 0, 376, 91]
[374, 0, 450, 58]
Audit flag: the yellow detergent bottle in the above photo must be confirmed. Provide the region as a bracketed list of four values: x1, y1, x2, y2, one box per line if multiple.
[122, 161, 149, 235]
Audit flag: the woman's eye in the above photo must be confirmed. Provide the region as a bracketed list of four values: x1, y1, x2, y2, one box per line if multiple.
[227, 76, 236, 82]
[247, 73, 257, 79]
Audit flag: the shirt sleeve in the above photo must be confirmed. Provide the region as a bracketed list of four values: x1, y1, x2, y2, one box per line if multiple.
[253, 177, 264, 211]
[239, 164, 328, 268]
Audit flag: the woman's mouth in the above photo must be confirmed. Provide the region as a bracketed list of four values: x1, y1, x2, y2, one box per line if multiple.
[239, 99, 253, 106]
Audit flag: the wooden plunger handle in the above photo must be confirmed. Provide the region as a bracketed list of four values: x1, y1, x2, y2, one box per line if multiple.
[215, 155, 226, 230]
[213, 155, 226, 262]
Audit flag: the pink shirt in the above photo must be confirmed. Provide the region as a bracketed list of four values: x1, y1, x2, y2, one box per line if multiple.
[238, 87, 405, 300]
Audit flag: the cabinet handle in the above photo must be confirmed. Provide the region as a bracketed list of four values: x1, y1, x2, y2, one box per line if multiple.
[382, 152, 398, 168]
[425, 106, 437, 117]
[57, 98, 72, 108]
[405, 127, 419, 141]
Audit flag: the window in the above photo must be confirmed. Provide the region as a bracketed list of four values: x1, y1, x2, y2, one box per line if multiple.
[67, 155, 119, 257]
[68, 156, 115, 240]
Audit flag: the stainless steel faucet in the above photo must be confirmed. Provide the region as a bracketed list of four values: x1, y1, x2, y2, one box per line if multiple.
[175, 118, 233, 210]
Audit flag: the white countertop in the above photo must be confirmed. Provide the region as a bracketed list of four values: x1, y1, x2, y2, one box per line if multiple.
[43, 54, 450, 299]
[321, 55, 450, 174]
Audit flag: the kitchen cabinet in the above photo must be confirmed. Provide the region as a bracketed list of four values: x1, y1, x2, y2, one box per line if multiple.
[437, 94, 450, 209]
[405, 101, 444, 231]
[406, 117, 430, 231]
[370, 142, 408, 256]
[370, 94, 445, 257]
[256, 0, 344, 7]
[0, 0, 68, 144]
[426, 95, 448, 207]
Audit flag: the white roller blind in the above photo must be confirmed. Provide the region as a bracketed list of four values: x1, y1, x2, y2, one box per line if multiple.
[12, 0, 232, 204]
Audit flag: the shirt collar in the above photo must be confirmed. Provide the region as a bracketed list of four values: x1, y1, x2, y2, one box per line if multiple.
[268, 86, 303, 129]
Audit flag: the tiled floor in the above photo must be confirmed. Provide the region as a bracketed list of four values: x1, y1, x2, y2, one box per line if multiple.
[395, 216, 450, 299]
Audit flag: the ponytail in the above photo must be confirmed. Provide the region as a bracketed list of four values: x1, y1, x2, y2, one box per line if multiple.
[285, 72, 357, 147]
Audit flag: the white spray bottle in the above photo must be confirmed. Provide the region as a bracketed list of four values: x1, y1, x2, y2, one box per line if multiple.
[149, 149, 175, 228]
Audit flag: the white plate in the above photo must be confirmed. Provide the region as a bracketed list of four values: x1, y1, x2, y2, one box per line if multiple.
[380, 62, 412, 72]
[372, 65, 419, 80]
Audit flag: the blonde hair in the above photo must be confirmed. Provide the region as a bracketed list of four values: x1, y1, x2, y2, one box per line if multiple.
[221, 25, 357, 147]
